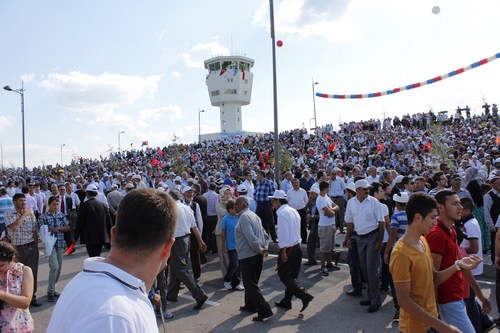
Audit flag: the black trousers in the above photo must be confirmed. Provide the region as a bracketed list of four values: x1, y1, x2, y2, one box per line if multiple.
[256, 201, 276, 241]
[204, 215, 218, 252]
[86, 243, 104, 257]
[239, 254, 272, 317]
[307, 219, 319, 262]
[189, 233, 201, 280]
[16, 243, 39, 297]
[277, 244, 310, 304]
[297, 208, 308, 244]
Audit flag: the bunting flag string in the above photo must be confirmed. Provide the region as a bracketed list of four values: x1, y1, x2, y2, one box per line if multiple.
[316, 53, 500, 99]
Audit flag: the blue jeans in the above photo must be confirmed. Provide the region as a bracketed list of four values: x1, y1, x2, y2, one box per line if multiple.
[438, 300, 475, 333]
[224, 249, 241, 287]
[48, 247, 64, 295]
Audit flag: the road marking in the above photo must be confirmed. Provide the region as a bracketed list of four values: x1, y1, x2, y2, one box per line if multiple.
[267, 253, 348, 266]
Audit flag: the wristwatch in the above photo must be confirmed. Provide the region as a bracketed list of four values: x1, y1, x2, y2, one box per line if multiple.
[455, 260, 461, 271]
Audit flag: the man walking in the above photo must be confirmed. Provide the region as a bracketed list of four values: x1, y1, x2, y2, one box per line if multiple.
[254, 170, 277, 242]
[271, 190, 314, 312]
[38, 195, 70, 302]
[234, 196, 273, 322]
[75, 184, 112, 257]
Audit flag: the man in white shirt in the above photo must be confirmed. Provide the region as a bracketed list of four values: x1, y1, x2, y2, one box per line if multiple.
[47, 188, 177, 333]
[366, 166, 379, 185]
[242, 171, 255, 198]
[329, 168, 347, 233]
[287, 178, 309, 244]
[270, 190, 314, 312]
[280, 172, 293, 194]
[344, 179, 385, 313]
[316, 181, 339, 277]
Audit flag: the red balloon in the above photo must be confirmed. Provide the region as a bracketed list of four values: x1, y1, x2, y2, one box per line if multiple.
[276, 40, 283, 47]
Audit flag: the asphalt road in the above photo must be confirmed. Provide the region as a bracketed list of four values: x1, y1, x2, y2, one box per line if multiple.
[30, 235, 499, 333]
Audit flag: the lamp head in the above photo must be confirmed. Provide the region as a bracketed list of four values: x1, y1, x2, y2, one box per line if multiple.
[3, 85, 13, 91]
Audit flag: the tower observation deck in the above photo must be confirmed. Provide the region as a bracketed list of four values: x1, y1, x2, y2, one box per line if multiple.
[204, 55, 254, 137]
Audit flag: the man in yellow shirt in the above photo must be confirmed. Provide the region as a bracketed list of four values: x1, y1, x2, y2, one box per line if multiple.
[390, 193, 481, 333]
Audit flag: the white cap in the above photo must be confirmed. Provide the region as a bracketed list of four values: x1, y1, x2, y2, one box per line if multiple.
[355, 179, 371, 189]
[174, 176, 182, 182]
[181, 186, 192, 194]
[394, 175, 404, 184]
[236, 184, 248, 193]
[346, 182, 356, 193]
[268, 190, 287, 200]
[86, 184, 98, 192]
[393, 192, 410, 203]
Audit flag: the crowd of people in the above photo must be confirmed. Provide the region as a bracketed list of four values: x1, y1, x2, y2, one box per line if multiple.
[0, 108, 498, 332]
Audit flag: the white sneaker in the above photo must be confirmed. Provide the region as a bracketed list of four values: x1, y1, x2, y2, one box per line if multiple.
[235, 283, 245, 291]
[224, 282, 232, 290]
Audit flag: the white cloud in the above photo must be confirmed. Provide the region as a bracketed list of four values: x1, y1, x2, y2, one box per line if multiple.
[182, 42, 230, 69]
[254, 0, 364, 43]
[139, 106, 182, 122]
[171, 71, 181, 78]
[21, 73, 35, 83]
[0, 116, 12, 133]
[40, 71, 161, 111]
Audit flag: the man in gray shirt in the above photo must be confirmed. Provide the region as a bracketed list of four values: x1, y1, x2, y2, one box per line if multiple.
[234, 196, 273, 322]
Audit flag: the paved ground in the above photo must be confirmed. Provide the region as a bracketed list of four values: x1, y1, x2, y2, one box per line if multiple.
[30, 233, 499, 333]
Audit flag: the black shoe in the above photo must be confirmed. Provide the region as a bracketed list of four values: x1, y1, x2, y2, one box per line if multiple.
[326, 264, 340, 272]
[193, 294, 208, 310]
[392, 309, 400, 322]
[300, 294, 314, 312]
[252, 312, 273, 322]
[304, 261, 317, 266]
[346, 289, 362, 297]
[367, 304, 381, 313]
[166, 297, 178, 302]
[359, 300, 371, 306]
[274, 301, 292, 310]
[483, 322, 496, 333]
[47, 294, 55, 302]
[30, 299, 42, 307]
[494, 317, 500, 326]
[240, 306, 257, 313]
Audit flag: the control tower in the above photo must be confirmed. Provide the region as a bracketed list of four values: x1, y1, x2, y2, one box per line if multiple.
[204, 55, 254, 137]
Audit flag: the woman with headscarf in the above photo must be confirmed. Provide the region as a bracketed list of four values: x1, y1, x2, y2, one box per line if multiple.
[215, 185, 234, 277]
[462, 167, 490, 252]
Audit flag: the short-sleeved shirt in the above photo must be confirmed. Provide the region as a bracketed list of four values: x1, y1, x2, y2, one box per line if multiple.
[390, 237, 438, 333]
[390, 211, 408, 240]
[316, 195, 335, 227]
[345, 195, 384, 235]
[425, 219, 463, 304]
[460, 216, 483, 276]
[221, 214, 238, 250]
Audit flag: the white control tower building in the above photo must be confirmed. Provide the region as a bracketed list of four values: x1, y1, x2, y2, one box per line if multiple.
[204, 55, 254, 137]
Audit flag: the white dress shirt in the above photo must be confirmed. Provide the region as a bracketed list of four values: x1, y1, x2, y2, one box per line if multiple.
[286, 187, 308, 210]
[277, 204, 301, 248]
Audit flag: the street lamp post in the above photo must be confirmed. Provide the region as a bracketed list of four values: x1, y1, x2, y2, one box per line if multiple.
[312, 80, 318, 134]
[118, 130, 125, 157]
[269, 0, 280, 183]
[3, 82, 26, 177]
[60, 143, 66, 166]
[198, 109, 205, 145]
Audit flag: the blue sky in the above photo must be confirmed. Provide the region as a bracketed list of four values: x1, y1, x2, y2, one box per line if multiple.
[1, 0, 499, 168]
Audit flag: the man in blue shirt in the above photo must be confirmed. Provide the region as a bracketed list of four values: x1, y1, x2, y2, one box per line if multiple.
[254, 170, 277, 242]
